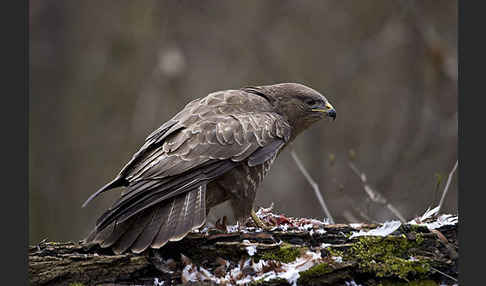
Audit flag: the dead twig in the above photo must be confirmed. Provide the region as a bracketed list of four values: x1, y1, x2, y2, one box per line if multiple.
[348, 162, 407, 223]
[290, 149, 335, 224]
[437, 160, 458, 214]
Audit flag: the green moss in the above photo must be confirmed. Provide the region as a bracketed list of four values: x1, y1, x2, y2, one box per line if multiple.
[258, 243, 303, 263]
[345, 235, 430, 281]
[297, 263, 334, 284]
[327, 247, 344, 258]
[46, 241, 60, 245]
[248, 277, 288, 286]
[68, 283, 85, 286]
[406, 224, 430, 233]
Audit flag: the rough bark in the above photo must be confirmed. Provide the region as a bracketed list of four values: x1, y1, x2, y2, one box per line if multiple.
[29, 218, 457, 286]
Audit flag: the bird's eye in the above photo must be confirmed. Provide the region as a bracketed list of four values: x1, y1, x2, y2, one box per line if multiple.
[305, 99, 317, 106]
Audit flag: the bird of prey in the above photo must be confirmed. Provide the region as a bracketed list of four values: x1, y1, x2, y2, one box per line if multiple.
[83, 83, 336, 254]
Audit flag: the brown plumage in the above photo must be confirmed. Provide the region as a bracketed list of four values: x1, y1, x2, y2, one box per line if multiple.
[83, 83, 336, 254]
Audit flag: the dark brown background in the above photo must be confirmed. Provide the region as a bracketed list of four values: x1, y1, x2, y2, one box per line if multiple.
[29, 0, 457, 244]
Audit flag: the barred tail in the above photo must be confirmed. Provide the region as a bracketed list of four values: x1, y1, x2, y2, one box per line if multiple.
[85, 185, 206, 254]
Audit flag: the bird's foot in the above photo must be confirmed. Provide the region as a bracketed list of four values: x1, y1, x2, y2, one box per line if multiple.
[250, 209, 272, 231]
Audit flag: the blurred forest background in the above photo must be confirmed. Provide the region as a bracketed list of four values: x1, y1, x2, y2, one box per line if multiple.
[29, 0, 457, 244]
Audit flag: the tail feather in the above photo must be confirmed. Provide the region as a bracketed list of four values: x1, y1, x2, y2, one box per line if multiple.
[192, 185, 206, 229]
[158, 194, 186, 245]
[89, 221, 115, 244]
[171, 184, 207, 243]
[130, 206, 166, 253]
[100, 217, 136, 248]
[94, 160, 236, 231]
[111, 209, 155, 254]
[151, 194, 183, 248]
[85, 183, 208, 253]
[171, 190, 196, 241]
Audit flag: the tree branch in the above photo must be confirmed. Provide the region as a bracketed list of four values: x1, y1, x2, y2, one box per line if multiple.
[437, 160, 458, 214]
[29, 214, 457, 285]
[348, 162, 407, 223]
[290, 149, 335, 224]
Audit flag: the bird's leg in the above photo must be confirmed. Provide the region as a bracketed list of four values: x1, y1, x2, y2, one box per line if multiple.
[230, 198, 272, 231]
[215, 216, 229, 231]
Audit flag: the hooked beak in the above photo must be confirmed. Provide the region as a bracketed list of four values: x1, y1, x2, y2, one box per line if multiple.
[312, 102, 336, 121]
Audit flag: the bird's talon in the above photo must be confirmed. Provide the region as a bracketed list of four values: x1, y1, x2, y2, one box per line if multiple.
[215, 216, 228, 231]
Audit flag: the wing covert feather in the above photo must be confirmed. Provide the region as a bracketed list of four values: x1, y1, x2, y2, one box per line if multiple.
[126, 96, 291, 182]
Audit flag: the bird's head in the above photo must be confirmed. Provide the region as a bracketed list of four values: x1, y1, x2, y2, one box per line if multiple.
[244, 83, 336, 137]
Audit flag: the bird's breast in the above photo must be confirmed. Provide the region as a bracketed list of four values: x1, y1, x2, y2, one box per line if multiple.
[206, 154, 277, 208]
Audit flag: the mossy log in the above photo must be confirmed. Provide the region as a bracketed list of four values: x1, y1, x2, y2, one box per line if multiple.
[29, 221, 458, 286]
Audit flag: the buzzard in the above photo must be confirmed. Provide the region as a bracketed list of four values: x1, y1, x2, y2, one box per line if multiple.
[83, 83, 336, 254]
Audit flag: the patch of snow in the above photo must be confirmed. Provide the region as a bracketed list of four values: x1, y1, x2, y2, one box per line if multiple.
[308, 218, 326, 226]
[315, 228, 326, 234]
[256, 204, 274, 216]
[408, 205, 439, 224]
[421, 214, 458, 230]
[179, 248, 327, 285]
[181, 265, 198, 283]
[229, 263, 242, 278]
[420, 206, 440, 221]
[199, 266, 220, 283]
[298, 223, 315, 231]
[265, 250, 321, 286]
[345, 280, 363, 286]
[192, 226, 209, 234]
[349, 220, 402, 239]
[226, 222, 240, 233]
[407, 206, 458, 231]
[283, 251, 322, 286]
[243, 258, 251, 268]
[252, 259, 268, 272]
[258, 271, 278, 283]
[322, 217, 332, 224]
[278, 267, 301, 286]
[236, 275, 253, 285]
[180, 207, 455, 285]
[250, 250, 323, 286]
[332, 256, 343, 263]
[408, 256, 418, 262]
[153, 278, 164, 286]
[350, 223, 363, 229]
[242, 239, 257, 256]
